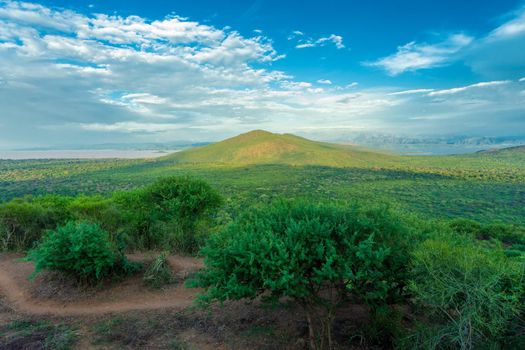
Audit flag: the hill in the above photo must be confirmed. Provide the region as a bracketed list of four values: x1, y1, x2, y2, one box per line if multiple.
[167, 130, 397, 167]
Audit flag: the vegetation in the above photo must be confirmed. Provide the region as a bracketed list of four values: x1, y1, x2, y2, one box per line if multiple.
[1, 131, 525, 349]
[114, 176, 223, 253]
[191, 201, 414, 349]
[168, 130, 398, 167]
[143, 252, 174, 288]
[0, 195, 71, 250]
[1, 132, 523, 227]
[1, 319, 78, 350]
[28, 221, 139, 284]
[408, 236, 524, 349]
[0, 176, 223, 253]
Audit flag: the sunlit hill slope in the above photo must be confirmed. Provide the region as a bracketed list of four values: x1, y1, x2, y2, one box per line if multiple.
[167, 130, 398, 167]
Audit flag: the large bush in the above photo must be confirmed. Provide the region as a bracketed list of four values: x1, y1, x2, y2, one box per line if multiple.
[190, 201, 414, 349]
[114, 176, 223, 253]
[407, 236, 523, 349]
[28, 221, 138, 284]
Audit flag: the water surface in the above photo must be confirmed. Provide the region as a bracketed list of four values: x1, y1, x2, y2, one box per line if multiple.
[0, 149, 179, 160]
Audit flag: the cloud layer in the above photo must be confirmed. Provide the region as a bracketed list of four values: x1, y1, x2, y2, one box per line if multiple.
[366, 6, 525, 77]
[365, 34, 473, 75]
[0, 1, 523, 148]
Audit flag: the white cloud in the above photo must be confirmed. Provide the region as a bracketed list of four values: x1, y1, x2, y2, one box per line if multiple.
[287, 30, 304, 40]
[427, 80, 510, 96]
[365, 34, 473, 75]
[367, 7, 525, 78]
[489, 8, 525, 39]
[296, 42, 315, 49]
[122, 93, 168, 105]
[520, 77, 525, 82]
[389, 89, 434, 96]
[317, 34, 345, 49]
[317, 79, 332, 85]
[294, 33, 345, 49]
[79, 121, 188, 133]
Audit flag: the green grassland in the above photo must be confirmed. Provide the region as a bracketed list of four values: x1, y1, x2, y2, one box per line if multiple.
[1, 130, 524, 225]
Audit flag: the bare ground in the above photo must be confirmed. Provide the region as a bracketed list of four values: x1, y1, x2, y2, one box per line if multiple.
[0, 253, 203, 316]
[0, 253, 382, 349]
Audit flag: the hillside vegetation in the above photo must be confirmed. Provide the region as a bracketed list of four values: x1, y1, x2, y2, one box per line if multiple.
[1, 130, 524, 225]
[168, 130, 398, 167]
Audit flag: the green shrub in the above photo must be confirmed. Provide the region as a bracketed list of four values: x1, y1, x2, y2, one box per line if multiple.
[68, 195, 123, 236]
[0, 195, 72, 251]
[407, 237, 523, 349]
[449, 218, 525, 245]
[190, 200, 414, 349]
[143, 252, 174, 288]
[448, 218, 482, 238]
[28, 221, 139, 284]
[114, 176, 222, 253]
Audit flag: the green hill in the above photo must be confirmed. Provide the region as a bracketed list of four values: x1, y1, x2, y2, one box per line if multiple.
[167, 130, 397, 167]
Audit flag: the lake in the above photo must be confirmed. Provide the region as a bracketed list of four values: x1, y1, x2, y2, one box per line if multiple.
[0, 149, 179, 160]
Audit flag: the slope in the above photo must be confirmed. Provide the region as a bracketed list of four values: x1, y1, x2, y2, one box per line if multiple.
[167, 130, 397, 167]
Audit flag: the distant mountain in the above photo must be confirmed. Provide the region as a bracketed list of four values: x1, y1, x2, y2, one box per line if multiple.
[167, 130, 397, 167]
[335, 134, 525, 146]
[476, 145, 525, 155]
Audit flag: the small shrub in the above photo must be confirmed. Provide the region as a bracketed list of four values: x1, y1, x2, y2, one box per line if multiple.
[143, 252, 174, 288]
[28, 221, 139, 285]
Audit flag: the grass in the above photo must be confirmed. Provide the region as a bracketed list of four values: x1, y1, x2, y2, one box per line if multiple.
[91, 316, 161, 347]
[1, 319, 78, 350]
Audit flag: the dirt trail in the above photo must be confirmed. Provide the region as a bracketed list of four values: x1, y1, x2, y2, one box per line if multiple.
[0, 254, 203, 316]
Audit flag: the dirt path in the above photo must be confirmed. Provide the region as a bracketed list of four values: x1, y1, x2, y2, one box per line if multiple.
[0, 253, 203, 316]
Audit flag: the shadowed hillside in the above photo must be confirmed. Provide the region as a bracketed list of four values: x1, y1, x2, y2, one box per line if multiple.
[167, 130, 397, 167]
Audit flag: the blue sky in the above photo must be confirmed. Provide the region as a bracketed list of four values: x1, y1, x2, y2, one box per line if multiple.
[0, 0, 524, 148]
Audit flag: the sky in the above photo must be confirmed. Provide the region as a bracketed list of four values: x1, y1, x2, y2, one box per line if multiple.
[0, 0, 524, 149]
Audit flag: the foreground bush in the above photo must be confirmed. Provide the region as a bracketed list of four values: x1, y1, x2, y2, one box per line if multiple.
[28, 221, 139, 285]
[190, 201, 414, 349]
[407, 236, 523, 349]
